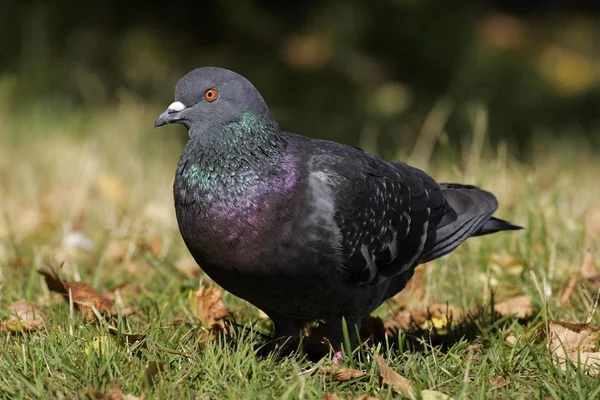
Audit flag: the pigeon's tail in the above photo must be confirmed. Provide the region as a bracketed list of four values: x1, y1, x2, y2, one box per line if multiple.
[420, 183, 522, 263]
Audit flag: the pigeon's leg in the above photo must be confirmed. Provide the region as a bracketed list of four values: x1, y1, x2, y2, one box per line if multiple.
[258, 314, 305, 357]
[326, 316, 361, 352]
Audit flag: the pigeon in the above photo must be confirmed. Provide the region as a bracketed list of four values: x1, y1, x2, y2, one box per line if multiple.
[155, 67, 522, 351]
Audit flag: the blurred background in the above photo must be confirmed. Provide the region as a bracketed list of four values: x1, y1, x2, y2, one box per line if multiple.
[2, 0, 600, 157]
[2, 0, 600, 276]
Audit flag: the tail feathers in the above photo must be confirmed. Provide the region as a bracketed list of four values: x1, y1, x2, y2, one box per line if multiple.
[420, 183, 521, 263]
[473, 217, 523, 237]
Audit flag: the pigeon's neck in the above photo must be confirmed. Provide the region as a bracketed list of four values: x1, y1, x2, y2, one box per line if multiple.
[177, 111, 286, 195]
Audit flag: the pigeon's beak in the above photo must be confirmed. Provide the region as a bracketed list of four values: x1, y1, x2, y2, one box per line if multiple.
[155, 101, 187, 128]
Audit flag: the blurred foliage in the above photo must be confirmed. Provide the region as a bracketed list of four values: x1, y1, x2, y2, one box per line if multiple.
[1, 0, 600, 156]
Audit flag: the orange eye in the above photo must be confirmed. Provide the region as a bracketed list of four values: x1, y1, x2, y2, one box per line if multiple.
[204, 88, 218, 102]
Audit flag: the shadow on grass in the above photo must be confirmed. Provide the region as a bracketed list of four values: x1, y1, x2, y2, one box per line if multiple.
[207, 298, 538, 362]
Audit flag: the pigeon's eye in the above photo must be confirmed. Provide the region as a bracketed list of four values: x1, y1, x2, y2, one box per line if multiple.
[203, 89, 218, 102]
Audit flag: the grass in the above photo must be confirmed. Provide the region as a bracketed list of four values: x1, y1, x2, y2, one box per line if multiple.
[1, 98, 600, 399]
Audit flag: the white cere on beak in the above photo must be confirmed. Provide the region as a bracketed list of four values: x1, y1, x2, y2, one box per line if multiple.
[167, 101, 186, 112]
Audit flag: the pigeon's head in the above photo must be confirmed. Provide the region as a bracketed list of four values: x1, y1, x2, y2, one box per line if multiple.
[155, 67, 277, 137]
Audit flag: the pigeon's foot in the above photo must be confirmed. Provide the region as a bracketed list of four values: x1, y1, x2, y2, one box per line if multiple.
[256, 334, 301, 359]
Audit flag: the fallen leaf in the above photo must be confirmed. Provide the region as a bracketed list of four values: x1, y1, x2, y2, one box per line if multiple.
[107, 324, 147, 347]
[548, 321, 600, 375]
[188, 285, 230, 328]
[3, 300, 47, 332]
[374, 355, 414, 397]
[489, 376, 507, 388]
[392, 264, 427, 307]
[558, 271, 580, 307]
[581, 248, 600, 287]
[38, 268, 114, 322]
[352, 396, 380, 400]
[385, 310, 418, 332]
[324, 393, 343, 400]
[421, 389, 454, 400]
[144, 361, 166, 387]
[494, 295, 533, 319]
[321, 366, 367, 381]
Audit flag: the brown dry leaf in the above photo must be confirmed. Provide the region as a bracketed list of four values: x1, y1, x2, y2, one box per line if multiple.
[3, 300, 47, 332]
[323, 393, 343, 400]
[144, 361, 166, 387]
[421, 303, 465, 330]
[581, 248, 600, 287]
[385, 310, 420, 332]
[352, 396, 380, 400]
[558, 271, 580, 307]
[548, 321, 600, 375]
[107, 324, 147, 347]
[38, 268, 114, 322]
[321, 366, 367, 381]
[385, 303, 466, 333]
[392, 264, 427, 308]
[374, 354, 414, 397]
[494, 295, 533, 319]
[489, 376, 508, 388]
[188, 285, 230, 328]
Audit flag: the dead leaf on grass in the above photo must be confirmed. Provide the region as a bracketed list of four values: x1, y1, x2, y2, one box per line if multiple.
[391, 263, 427, 307]
[494, 295, 533, 319]
[320, 366, 367, 381]
[323, 394, 343, 400]
[374, 354, 414, 397]
[489, 376, 508, 388]
[188, 285, 230, 328]
[107, 324, 147, 347]
[144, 361, 166, 387]
[3, 299, 47, 332]
[548, 321, 600, 376]
[38, 268, 114, 322]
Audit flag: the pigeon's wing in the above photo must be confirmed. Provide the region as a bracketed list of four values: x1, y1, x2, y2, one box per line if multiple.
[309, 141, 447, 286]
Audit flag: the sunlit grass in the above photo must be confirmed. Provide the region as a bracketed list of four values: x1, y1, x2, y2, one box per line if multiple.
[1, 99, 600, 399]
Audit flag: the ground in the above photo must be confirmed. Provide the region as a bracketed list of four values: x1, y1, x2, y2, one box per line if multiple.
[1, 102, 600, 399]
